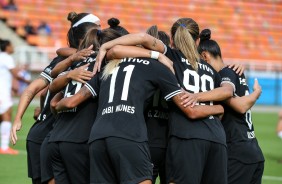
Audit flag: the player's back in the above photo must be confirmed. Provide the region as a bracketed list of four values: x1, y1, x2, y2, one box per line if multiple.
[87, 57, 181, 143]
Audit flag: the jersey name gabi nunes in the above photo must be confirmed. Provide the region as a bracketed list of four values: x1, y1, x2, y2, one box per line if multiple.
[85, 57, 182, 142]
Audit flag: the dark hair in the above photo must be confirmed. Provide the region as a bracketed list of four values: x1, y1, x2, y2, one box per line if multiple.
[67, 12, 100, 48]
[78, 28, 100, 51]
[146, 25, 170, 46]
[0, 39, 11, 52]
[198, 29, 222, 59]
[170, 18, 200, 71]
[98, 28, 123, 45]
[78, 27, 124, 51]
[107, 18, 129, 35]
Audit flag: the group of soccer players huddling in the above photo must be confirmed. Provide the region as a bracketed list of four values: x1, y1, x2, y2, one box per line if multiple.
[10, 11, 264, 184]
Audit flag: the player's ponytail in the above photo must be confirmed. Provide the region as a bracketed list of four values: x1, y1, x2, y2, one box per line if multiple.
[147, 25, 170, 46]
[171, 18, 200, 71]
[101, 59, 121, 80]
[146, 25, 159, 40]
[78, 28, 100, 51]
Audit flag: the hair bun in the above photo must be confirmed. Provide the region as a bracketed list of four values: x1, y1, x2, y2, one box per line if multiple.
[67, 12, 78, 23]
[200, 29, 211, 41]
[108, 18, 120, 28]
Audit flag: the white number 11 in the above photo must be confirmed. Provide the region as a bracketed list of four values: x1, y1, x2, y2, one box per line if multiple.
[108, 65, 135, 103]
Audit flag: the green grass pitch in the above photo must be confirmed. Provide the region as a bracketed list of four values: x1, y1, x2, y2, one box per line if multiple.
[0, 106, 281, 184]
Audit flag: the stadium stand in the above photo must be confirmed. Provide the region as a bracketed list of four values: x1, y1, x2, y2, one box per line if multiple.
[0, 0, 281, 62]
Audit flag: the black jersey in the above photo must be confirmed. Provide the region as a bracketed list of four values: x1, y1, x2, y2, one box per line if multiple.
[219, 67, 264, 163]
[165, 46, 226, 146]
[27, 56, 65, 143]
[49, 56, 98, 143]
[85, 57, 182, 143]
[144, 90, 169, 148]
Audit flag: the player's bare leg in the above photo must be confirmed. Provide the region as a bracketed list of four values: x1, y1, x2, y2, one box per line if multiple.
[0, 107, 18, 154]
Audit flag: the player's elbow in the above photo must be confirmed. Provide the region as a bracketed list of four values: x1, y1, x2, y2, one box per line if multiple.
[65, 99, 77, 109]
[108, 45, 122, 59]
[236, 105, 249, 114]
[222, 86, 233, 99]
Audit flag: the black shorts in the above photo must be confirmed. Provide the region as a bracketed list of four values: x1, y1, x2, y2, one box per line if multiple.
[166, 136, 227, 184]
[27, 141, 41, 180]
[228, 159, 264, 184]
[89, 137, 153, 184]
[40, 134, 53, 183]
[49, 141, 90, 184]
[150, 147, 166, 184]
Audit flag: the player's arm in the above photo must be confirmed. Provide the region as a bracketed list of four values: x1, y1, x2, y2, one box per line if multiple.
[11, 76, 49, 145]
[107, 46, 174, 73]
[10, 68, 31, 84]
[180, 83, 234, 107]
[49, 64, 93, 94]
[50, 92, 64, 115]
[56, 47, 77, 57]
[51, 46, 94, 78]
[94, 33, 165, 73]
[54, 86, 93, 112]
[172, 93, 224, 119]
[224, 78, 261, 114]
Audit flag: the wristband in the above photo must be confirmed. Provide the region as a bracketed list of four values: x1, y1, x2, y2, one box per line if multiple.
[150, 51, 160, 59]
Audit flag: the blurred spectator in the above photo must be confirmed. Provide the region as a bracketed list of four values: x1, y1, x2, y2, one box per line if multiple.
[17, 64, 31, 95]
[2, 0, 17, 11]
[37, 21, 51, 36]
[24, 20, 37, 35]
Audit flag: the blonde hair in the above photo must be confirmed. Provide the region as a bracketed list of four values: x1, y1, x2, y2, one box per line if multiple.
[171, 18, 200, 71]
[101, 59, 122, 80]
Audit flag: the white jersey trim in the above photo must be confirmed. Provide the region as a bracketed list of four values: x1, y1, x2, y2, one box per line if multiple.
[85, 83, 97, 97]
[164, 89, 182, 101]
[40, 72, 52, 82]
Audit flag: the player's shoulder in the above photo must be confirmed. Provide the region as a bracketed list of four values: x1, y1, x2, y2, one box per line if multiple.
[219, 66, 238, 78]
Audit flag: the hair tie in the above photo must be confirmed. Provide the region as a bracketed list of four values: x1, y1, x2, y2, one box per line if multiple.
[180, 23, 186, 28]
[97, 30, 101, 36]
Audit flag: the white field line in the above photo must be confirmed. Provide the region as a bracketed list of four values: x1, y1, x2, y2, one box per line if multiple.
[263, 176, 282, 181]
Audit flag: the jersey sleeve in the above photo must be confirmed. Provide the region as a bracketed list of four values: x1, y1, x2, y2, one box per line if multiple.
[85, 74, 100, 97]
[219, 67, 237, 92]
[40, 56, 64, 83]
[150, 61, 182, 101]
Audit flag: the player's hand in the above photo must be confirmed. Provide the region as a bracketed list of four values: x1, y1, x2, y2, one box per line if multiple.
[180, 90, 199, 108]
[93, 45, 107, 75]
[228, 63, 245, 76]
[33, 107, 41, 120]
[10, 119, 22, 145]
[67, 63, 93, 83]
[253, 78, 262, 99]
[69, 45, 94, 63]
